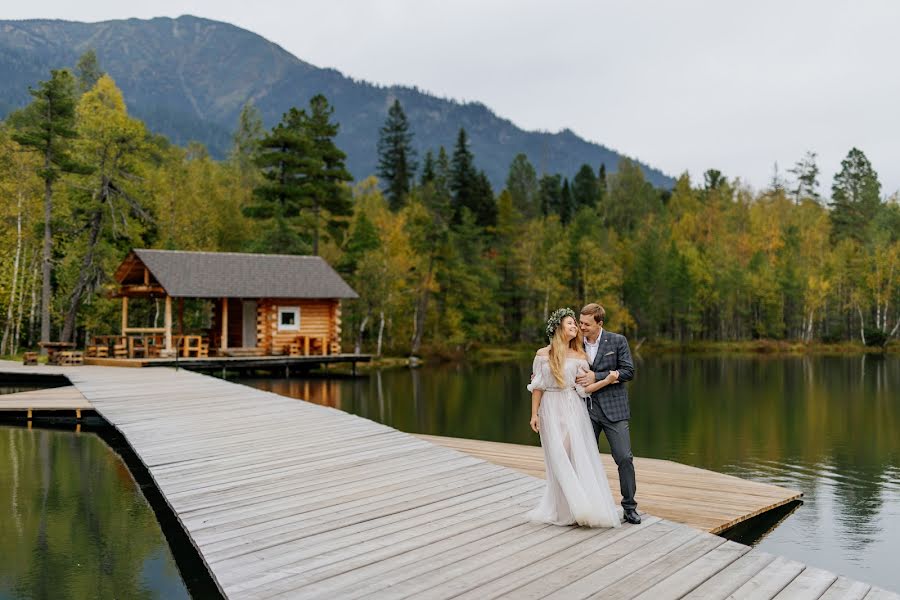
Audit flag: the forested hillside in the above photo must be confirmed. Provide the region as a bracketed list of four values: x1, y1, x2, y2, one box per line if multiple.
[0, 15, 673, 189]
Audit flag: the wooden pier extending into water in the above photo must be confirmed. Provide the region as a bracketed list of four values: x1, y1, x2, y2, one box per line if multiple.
[1, 360, 897, 599]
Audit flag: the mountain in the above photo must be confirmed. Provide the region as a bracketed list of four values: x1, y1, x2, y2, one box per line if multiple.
[0, 15, 674, 189]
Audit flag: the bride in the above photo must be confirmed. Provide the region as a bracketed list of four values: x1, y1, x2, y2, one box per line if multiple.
[527, 308, 622, 528]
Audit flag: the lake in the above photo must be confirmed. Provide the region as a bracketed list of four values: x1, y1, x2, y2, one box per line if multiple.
[0, 425, 190, 600]
[239, 353, 900, 592]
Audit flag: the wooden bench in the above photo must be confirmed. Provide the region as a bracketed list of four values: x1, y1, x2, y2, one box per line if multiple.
[23, 352, 38, 366]
[85, 345, 109, 358]
[57, 351, 84, 366]
[113, 342, 128, 359]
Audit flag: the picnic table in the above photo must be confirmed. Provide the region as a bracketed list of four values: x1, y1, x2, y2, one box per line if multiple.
[38, 341, 75, 364]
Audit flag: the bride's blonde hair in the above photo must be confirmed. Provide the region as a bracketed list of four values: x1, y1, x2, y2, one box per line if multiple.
[548, 315, 585, 387]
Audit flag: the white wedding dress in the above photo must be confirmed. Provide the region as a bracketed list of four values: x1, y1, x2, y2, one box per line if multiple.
[527, 355, 622, 528]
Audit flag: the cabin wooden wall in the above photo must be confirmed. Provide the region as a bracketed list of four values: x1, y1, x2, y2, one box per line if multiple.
[209, 298, 343, 354]
[257, 299, 342, 354]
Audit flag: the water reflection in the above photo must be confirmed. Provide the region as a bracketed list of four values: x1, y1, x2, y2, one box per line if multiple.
[239, 354, 900, 592]
[0, 426, 189, 600]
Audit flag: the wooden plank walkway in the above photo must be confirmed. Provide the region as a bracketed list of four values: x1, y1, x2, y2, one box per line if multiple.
[1, 361, 897, 600]
[0, 385, 93, 411]
[414, 434, 802, 534]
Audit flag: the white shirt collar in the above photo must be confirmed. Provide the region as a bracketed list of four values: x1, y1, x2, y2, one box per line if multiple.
[584, 328, 603, 346]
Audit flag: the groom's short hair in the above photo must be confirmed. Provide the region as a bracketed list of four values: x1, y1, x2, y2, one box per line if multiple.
[581, 303, 605, 324]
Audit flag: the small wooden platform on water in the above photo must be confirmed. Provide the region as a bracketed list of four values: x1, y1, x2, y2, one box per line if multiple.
[0, 360, 896, 599]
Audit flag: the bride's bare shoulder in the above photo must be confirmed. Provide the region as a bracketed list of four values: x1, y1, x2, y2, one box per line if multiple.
[535, 346, 550, 358]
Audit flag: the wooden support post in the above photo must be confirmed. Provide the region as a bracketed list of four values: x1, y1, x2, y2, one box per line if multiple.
[143, 267, 149, 285]
[178, 298, 185, 336]
[121, 297, 129, 334]
[75, 409, 81, 419]
[221, 297, 228, 352]
[27, 408, 32, 420]
[164, 295, 173, 352]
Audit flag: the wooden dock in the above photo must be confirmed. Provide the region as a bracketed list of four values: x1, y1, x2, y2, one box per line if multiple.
[84, 353, 372, 372]
[0, 385, 94, 422]
[0, 360, 897, 600]
[414, 434, 802, 535]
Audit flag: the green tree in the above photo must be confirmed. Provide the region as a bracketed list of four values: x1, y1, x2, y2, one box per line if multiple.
[74, 49, 104, 94]
[505, 153, 538, 217]
[420, 149, 435, 185]
[449, 128, 478, 223]
[229, 101, 264, 186]
[10, 69, 87, 350]
[572, 163, 598, 211]
[377, 99, 417, 211]
[538, 174, 562, 218]
[338, 209, 381, 277]
[472, 170, 497, 229]
[447, 129, 495, 228]
[248, 107, 313, 253]
[606, 158, 660, 232]
[830, 147, 882, 244]
[788, 150, 820, 204]
[59, 75, 151, 343]
[559, 177, 573, 224]
[303, 94, 353, 254]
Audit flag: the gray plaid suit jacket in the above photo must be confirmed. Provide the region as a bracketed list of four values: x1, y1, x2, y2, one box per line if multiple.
[585, 329, 635, 422]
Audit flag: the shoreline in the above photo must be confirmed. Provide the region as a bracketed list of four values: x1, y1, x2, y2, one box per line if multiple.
[328, 338, 899, 372]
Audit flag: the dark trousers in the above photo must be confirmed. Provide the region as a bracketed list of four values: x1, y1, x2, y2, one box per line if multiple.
[591, 410, 637, 511]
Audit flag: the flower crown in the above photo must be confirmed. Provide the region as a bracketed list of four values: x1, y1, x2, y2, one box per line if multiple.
[545, 307, 576, 339]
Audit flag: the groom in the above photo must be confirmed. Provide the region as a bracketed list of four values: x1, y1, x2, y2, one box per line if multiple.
[575, 303, 640, 524]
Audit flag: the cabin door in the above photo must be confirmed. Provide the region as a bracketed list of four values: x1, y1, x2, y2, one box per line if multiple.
[242, 300, 257, 347]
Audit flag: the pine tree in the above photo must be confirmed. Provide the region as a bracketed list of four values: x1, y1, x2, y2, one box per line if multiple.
[572, 164, 598, 211]
[75, 49, 104, 94]
[472, 170, 497, 228]
[505, 153, 538, 217]
[248, 107, 313, 253]
[303, 94, 353, 254]
[377, 99, 417, 211]
[559, 178, 573, 224]
[538, 174, 562, 217]
[830, 147, 881, 243]
[449, 128, 480, 224]
[230, 102, 264, 184]
[788, 151, 820, 204]
[420, 149, 435, 185]
[10, 69, 87, 349]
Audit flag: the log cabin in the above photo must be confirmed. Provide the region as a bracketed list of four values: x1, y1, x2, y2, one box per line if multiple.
[111, 249, 358, 358]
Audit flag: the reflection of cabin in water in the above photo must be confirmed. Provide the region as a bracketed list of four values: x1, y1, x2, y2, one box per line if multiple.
[111, 249, 358, 358]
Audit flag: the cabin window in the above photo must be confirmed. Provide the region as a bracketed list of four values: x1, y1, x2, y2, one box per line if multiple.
[277, 306, 301, 331]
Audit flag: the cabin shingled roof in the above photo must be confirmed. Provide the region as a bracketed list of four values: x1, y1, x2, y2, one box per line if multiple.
[128, 249, 359, 299]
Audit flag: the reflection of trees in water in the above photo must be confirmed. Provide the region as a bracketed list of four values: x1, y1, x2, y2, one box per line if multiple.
[633, 355, 898, 556]
[0, 427, 187, 599]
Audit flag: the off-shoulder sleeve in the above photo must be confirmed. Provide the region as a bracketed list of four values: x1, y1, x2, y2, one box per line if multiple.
[527, 356, 547, 392]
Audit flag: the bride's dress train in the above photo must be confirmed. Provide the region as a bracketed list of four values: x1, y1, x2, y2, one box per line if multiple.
[527, 355, 622, 528]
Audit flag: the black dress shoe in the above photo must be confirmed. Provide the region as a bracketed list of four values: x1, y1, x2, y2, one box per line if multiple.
[624, 509, 641, 524]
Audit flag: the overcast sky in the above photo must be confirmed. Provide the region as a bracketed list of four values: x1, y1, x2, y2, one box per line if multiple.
[5, 1, 900, 194]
